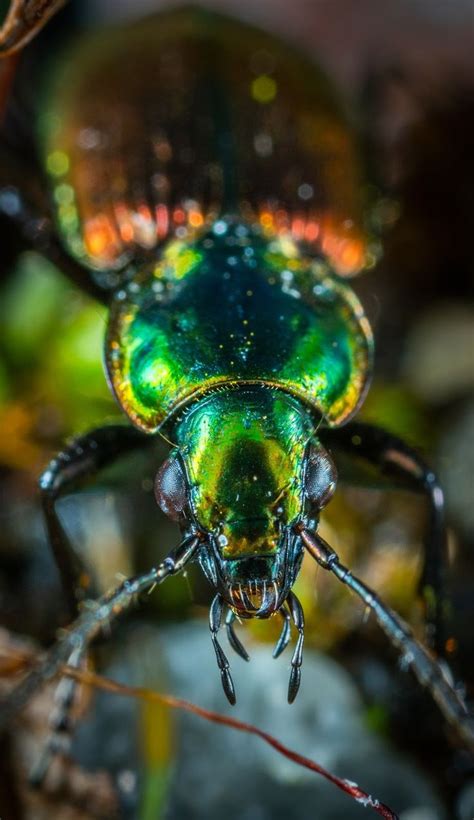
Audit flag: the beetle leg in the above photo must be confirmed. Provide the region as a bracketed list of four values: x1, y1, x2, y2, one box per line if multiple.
[272, 603, 292, 659]
[0, 534, 201, 782]
[322, 421, 448, 656]
[299, 526, 474, 752]
[225, 609, 250, 662]
[0, 0, 67, 58]
[28, 644, 86, 788]
[209, 594, 236, 704]
[39, 424, 151, 620]
[287, 592, 305, 704]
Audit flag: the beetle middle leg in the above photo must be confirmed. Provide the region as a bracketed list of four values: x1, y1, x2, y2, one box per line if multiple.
[322, 421, 448, 656]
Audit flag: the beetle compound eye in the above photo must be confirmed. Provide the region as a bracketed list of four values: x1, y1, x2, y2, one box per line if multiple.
[154, 455, 189, 521]
[304, 444, 337, 509]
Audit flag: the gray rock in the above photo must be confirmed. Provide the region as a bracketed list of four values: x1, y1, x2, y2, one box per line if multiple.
[92, 621, 444, 820]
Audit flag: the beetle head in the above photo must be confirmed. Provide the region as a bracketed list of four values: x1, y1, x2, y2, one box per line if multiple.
[155, 388, 337, 617]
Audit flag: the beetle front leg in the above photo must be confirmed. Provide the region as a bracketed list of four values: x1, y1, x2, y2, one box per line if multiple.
[323, 421, 447, 656]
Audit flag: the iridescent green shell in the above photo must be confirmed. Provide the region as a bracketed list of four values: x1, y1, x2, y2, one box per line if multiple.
[106, 225, 372, 432]
[40, 8, 374, 434]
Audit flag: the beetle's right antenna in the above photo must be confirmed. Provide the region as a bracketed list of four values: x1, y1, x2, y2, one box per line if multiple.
[297, 524, 474, 753]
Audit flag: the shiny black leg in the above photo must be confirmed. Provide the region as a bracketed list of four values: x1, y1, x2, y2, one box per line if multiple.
[0, 534, 200, 781]
[39, 425, 150, 619]
[28, 425, 155, 785]
[0, 1, 65, 57]
[28, 644, 85, 788]
[209, 594, 236, 704]
[300, 527, 474, 752]
[323, 421, 447, 655]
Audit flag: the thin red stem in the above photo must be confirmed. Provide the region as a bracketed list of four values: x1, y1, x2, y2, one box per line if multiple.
[65, 665, 398, 820]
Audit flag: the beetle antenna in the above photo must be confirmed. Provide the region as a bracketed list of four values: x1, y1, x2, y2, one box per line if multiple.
[297, 525, 474, 752]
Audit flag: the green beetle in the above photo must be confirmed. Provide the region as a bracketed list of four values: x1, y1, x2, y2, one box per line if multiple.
[1, 3, 471, 776]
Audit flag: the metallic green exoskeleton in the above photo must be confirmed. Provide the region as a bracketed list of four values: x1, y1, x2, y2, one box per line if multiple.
[40, 10, 372, 633]
[1, 1, 468, 760]
[13, 6, 450, 715]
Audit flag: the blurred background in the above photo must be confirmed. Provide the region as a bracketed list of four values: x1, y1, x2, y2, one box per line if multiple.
[0, 0, 473, 818]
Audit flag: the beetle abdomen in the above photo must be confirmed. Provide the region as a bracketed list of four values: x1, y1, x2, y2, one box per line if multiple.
[42, 8, 371, 278]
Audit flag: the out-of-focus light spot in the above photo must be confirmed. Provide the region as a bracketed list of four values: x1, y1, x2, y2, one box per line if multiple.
[337, 239, 365, 274]
[189, 209, 204, 228]
[173, 208, 186, 225]
[291, 218, 305, 240]
[47, 150, 69, 177]
[251, 75, 277, 104]
[305, 221, 320, 242]
[260, 211, 274, 230]
[85, 215, 118, 258]
[254, 132, 273, 157]
[298, 183, 314, 201]
[155, 204, 169, 238]
[77, 128, 101, 150]
[54, 183, 74, 206]
[213, 220, 227, 236]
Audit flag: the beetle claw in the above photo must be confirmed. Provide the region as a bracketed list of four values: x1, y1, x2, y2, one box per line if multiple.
[221, 668, 236, 704]
[288, 666, 301, 703]
[210, 594, 237, 704]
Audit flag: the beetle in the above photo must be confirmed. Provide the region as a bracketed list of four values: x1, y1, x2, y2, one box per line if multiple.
[0, 0, 472, 786]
